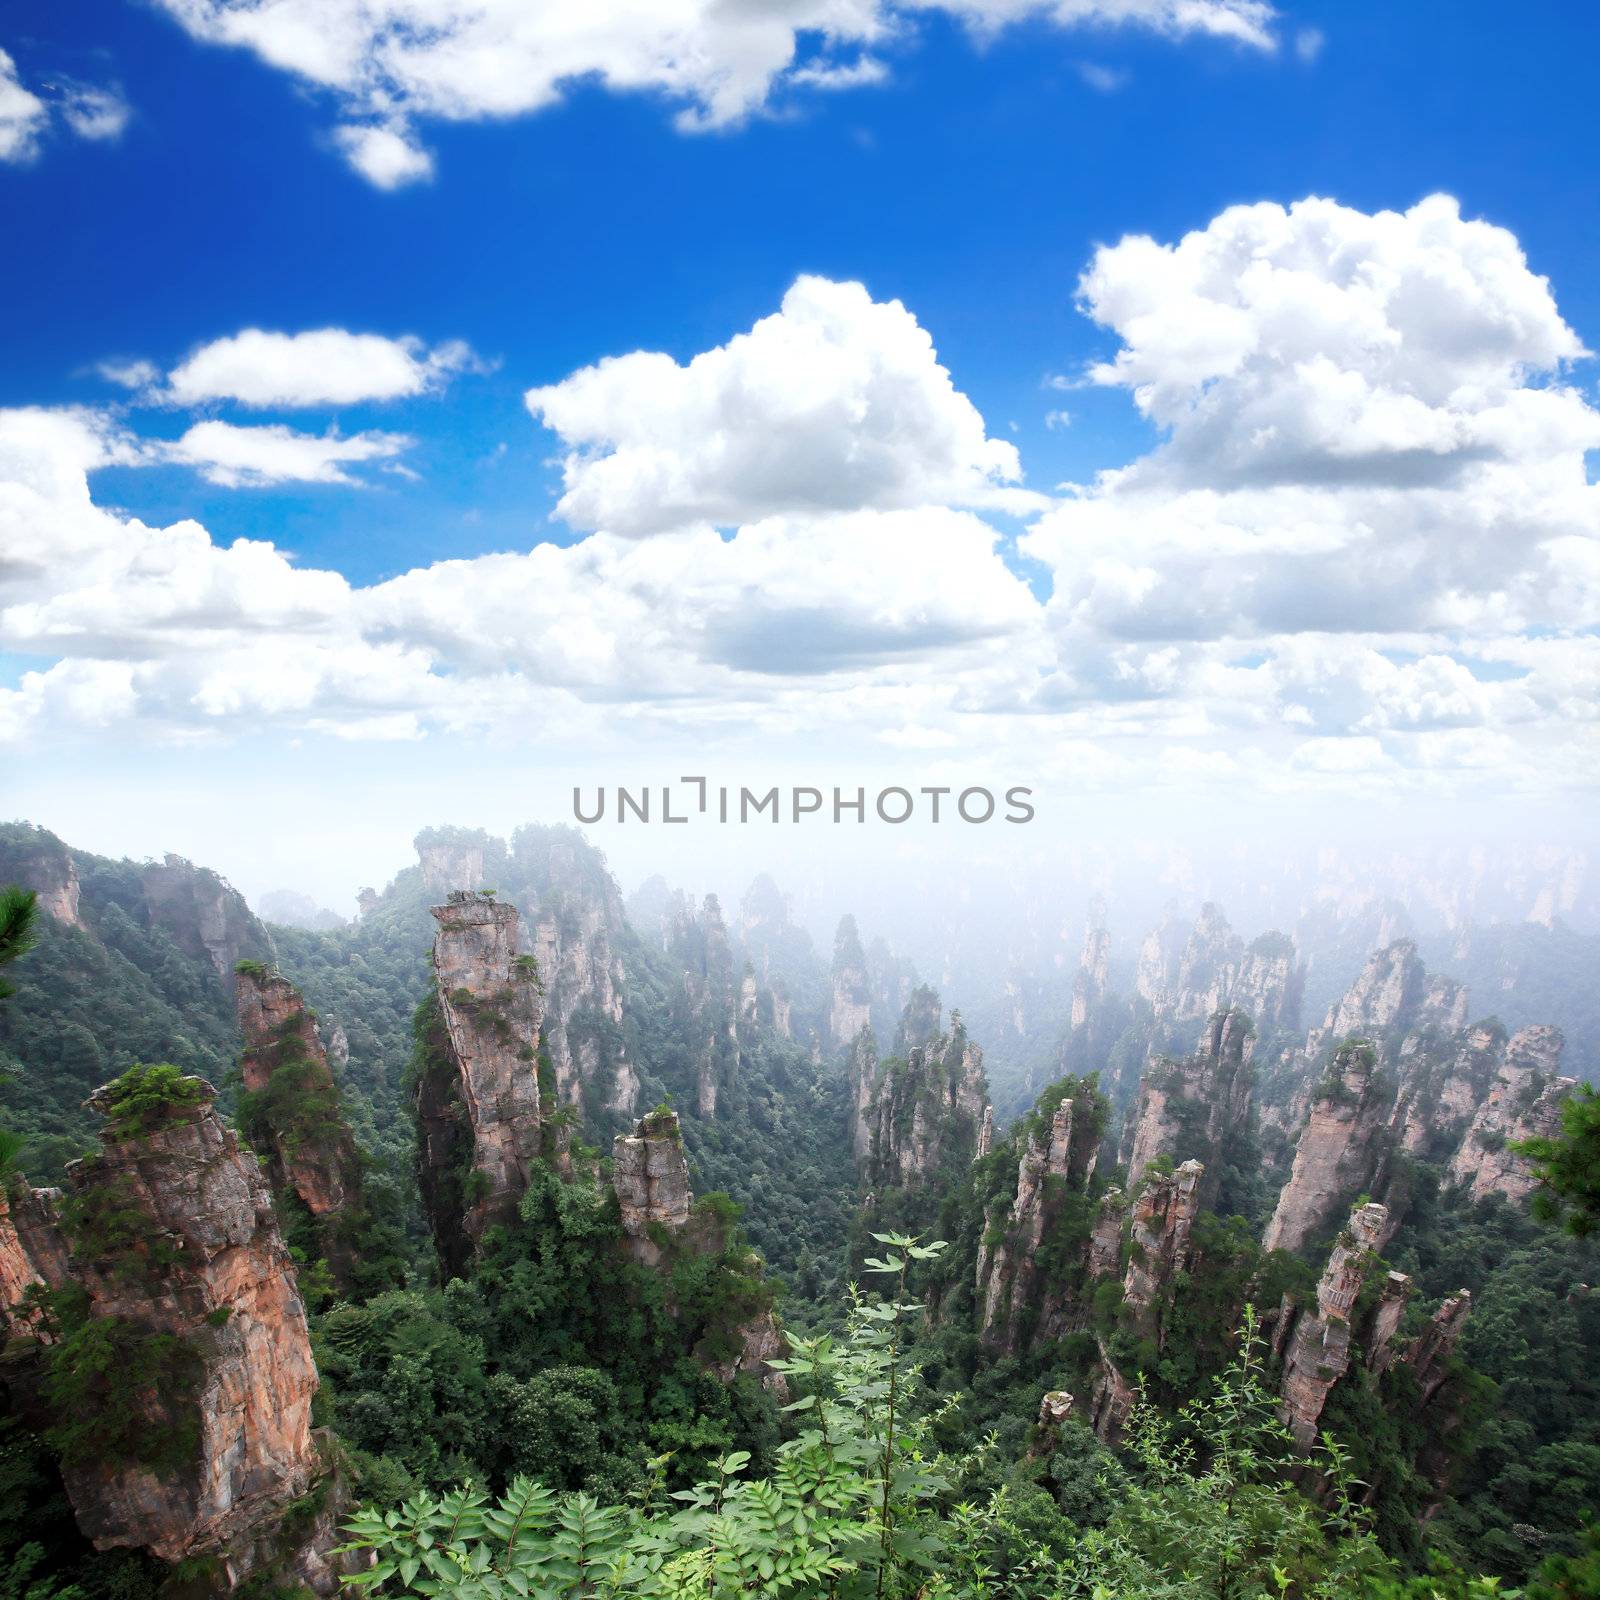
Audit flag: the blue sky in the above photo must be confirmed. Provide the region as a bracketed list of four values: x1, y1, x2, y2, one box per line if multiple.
[2, 0, 1598, 900]
[3, 0, 1595, 576]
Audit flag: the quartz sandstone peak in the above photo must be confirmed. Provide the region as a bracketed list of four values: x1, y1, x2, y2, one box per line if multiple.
[976, 1084, 1102, 1355]
[1276, 1200, 1390, 1448]
[856, 996, 989, 1190]
[429, 892, 546, 1246]
[0, 1075, 343, 1592]
[1263, 1040, 1387, 1256]
[609, 1109, 789, 1392]
[1124, 1008, 1253, 1201]
[611, 1108, 694, 1268]
[829, 914, 873, 1049]
[1448, 1024, 1575, 1204]
[234, 965, 367, 1290]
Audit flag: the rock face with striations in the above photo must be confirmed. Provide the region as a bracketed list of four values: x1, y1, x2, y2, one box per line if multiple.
[1263, 1041, 1388, 1255]
[829, 914, 873, 1049]
[665, 893, 740, 1118]
[609, 1109, 788, 1392]
[1447, 1025, 1575, 1203]
[0, 1075, 342, 1592]
[509, 825, 640, 1122]
[1167, 904, 1245, 1023]
[976, 1088, 1102, 1353]
[532, 892, 637, 1119]
[138, 855, 270, 979]
[1124, 1009, 1253, 1201]
[1275, 1201, 1391, 1447]
[1070, 900, 1110, 1030]
[611, 1109, 695, 1268]
[1133, 904, 1302, 1043]
[429, 893, 546, 1247]
[0, 823, 84, 927]
[234, 966, 367, 1290]
[1306, 941, 1465, 1065]
[1120, 1159, 1204, 1345]
[856, 997, 989, 1190]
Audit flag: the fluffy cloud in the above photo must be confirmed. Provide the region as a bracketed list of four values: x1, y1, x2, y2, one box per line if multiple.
[167, 420, 414, 486]
[528, 275, 1039, 536]
[333, 123, 434, 189]
[55, 81, 132, 142]
[0, 49, 129, 163]
[5, 210, 1599, 806]
[1024, 194, 1600, 652]
[164, 328, 475, 407]
[0, 285, 1043, 743]
[151, 0, 1278, 186]
[0, 48, 48, 162]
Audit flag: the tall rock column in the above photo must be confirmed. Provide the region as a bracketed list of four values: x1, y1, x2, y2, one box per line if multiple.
[1263, 1040, 1387, 1255]
[1124, 1009, 1253, 1199]
[429, 892, 545, 1246]
[611, 1109, 694, 1269]
[976, 1091, 1101, 1353]
[0, 1072, 343, 1592]
[609, 1110, 788, 1391]
[1275, 1201, 1389, 1448]
[1447, 1025, 1575, 1203]
[1120, 1159, 1204, 1345]
[830, 915, 873, 1050]
[234, 965, 367, 1291]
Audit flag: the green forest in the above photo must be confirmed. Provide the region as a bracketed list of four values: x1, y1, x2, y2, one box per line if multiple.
[1, 821, 1597, 1600]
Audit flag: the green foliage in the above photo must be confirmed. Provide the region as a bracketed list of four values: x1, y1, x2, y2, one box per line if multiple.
[1517, 1082, 1600, 1238]
[0, 887, 39, 1004]
[41, 1295, 203, 1473]
[89, 1062, 205, 1138]
[338, 1286, 1464, 1600]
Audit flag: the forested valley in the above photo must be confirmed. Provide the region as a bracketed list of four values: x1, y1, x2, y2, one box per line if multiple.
[1, 818, 1597, 1600]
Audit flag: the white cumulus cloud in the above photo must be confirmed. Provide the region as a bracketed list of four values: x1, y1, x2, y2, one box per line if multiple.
[0, 48, 49, 163]
[5, 203, 1599, 810]
[0, 49, 130, 163]
[164, 328, 475, 408]
[527, 274, 1042, 537]
[167, 420, 414, 486]
[149, 0, 1280, 186]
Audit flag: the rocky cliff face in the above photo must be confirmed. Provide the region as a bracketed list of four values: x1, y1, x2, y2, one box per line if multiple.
[0, 823, 83, 927]
[1168, 904, 1245, 1023]
[1133, 905, 1302, 1042]
[505, 825, 641, 1123]
[138, 855, 270, 979]
[609, 1109, 788, 1392]
[1447, 1025, 1575, 1203]
[612, 1109, 694, 1268]
[1070, 901, 1110, 1030]
[847, 1029, 881, 1164]
[0, 1076, 342, 1591]
[976, 1090, 1102, 1353]
[235, 967, 367, 1290]
[1120, 1159, 1204, 1344]
[1263, 1041, 1387, 1255]
[895, 984, 943, 1054]
[664, 893, 740, 1117]
[856, 998, 989, 1190]
[417, 832, 489, 895]
[1275, 1201, 1391, 1447]
[532, 893, 637, 1119]
[1271, 1200, 1472, 1470]
[1390, 1020, 1505, 1158]
[1306, 940, 1461, 1063]
[1124, 1009, 1253, 1201]
[429, 893, 546, 1246]
[829, 915, 873, 1049]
